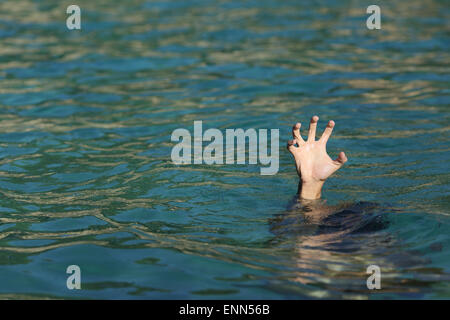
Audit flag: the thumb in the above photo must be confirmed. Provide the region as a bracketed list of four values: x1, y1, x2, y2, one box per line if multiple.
[333, 151, 348, 167]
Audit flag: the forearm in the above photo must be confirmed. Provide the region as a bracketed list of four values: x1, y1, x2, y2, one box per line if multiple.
[297, 180, 324, 200]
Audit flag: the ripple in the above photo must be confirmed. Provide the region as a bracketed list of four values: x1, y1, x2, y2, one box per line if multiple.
[0, 0, 449, 299]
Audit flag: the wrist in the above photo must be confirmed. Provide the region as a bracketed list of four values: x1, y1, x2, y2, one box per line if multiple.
[299, 180, 324, 200]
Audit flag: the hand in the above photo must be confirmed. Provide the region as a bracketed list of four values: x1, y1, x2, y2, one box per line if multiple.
[287, 116, 347, 200]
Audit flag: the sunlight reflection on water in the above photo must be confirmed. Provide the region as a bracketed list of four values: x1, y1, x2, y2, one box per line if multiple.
[0, 0, 449, 299]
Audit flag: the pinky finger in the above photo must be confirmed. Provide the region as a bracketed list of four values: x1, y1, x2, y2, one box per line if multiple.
[287, 139, 299, 152]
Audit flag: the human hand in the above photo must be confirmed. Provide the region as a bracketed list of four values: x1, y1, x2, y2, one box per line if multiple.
[287, 116, 347, 199]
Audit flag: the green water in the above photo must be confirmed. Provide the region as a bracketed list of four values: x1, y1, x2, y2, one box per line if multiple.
[0, 0, 449, 299]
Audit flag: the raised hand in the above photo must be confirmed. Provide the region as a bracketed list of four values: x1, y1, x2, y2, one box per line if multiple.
[287, 116, 347, 199]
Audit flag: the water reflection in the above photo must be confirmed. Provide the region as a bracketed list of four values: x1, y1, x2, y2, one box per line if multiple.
[0, 0, 448, 298]
[269, 199, 447, 298]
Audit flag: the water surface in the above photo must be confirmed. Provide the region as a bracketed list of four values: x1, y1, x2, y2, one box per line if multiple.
[0, 0, 449, 299]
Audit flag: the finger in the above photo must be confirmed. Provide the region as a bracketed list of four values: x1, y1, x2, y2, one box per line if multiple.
[287, 139, 299, 154]
[292, 123, 305, 145]
[319, 120, 335, 144]
[307, 115, 319, 142]
[333, 151, 348, 167]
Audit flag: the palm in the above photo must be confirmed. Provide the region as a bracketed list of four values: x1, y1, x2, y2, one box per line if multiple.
[288, 116, 347, 184]
[291, 140, 338, 182]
